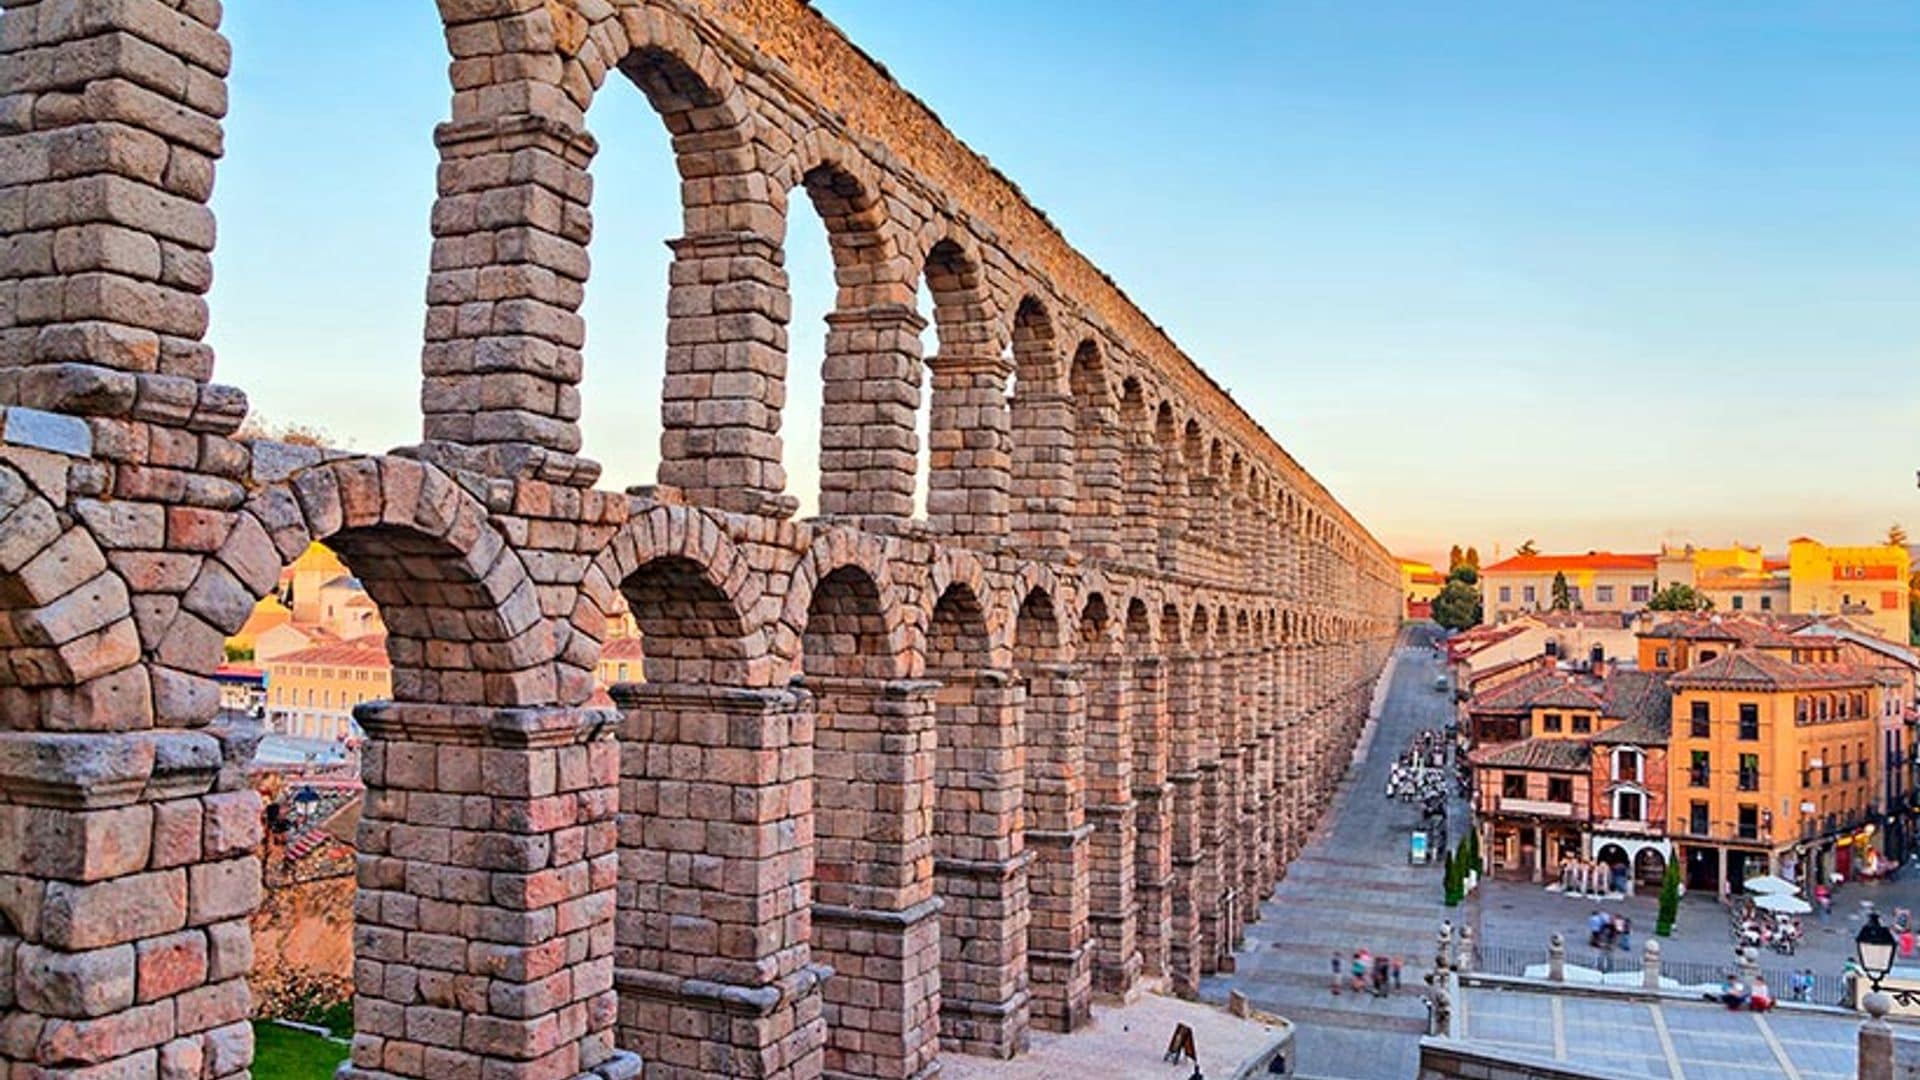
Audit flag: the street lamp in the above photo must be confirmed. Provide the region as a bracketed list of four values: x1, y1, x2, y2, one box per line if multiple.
[1857, 912, 1897, 992]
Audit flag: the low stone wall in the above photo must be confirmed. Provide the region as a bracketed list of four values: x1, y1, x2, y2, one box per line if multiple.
[249, 873, 354, 1020]
[1419, 1038, 1636, 1080]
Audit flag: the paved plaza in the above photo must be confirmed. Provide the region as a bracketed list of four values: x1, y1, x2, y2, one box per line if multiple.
[1453, 983, 1859, 1079]
[938, 995, 1290, 1080]
[1208, 624, 1464, 1078]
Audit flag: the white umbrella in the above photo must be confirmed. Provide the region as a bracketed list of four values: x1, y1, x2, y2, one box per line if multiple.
[1754, 893, 1813, 915]
[1743, 874, 1796, 895]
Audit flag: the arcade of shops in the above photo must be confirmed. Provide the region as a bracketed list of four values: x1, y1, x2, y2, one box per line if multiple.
[1483, 820, 1671, 893]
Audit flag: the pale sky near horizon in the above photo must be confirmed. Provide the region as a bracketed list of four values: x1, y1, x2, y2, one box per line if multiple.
[205, 2, 1920, 568]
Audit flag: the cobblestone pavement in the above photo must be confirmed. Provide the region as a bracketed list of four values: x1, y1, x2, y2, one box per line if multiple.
[1206, 623, 1466, 1078]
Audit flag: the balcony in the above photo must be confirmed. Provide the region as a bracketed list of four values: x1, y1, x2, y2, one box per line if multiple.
[1599, 818, 1654, 835]
[1498, 797, 1579, 818]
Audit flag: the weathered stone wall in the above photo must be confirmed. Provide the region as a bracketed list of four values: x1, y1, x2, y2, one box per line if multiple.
[0, 2, 1401, 1080]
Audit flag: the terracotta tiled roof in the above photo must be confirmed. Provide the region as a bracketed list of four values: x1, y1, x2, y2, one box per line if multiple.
[1472, 738, 1590, 772]
[1667, 650, 1880, 691]
[1471, 670, 1589, 714]
[600, 637, 646, 661]
[266, 636, 391, 669]
[1483, 552, 1658, 574]
[1525, 611, 1633, 630]
[1593, 671, 1672, 745]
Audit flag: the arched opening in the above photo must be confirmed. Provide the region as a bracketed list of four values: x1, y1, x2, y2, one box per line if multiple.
[1008, 297, 1069, 550]
[928, 582, 1029, 1056]
[1069, 343, 1120, 559]
[602, 549, 825, 1072]
[1014, 586, 1092, 1032]
[802, 164, 917, 522]
[1634, 847, 1667, 887]
[803, 565, 940, 1078]
[919, 243, 1007, 535]
[1126, 598, 1170, 979]
[1119, 381, 1158, 565]
[1079, 592, 1137, 995]
[1160, 602, 1202, 994]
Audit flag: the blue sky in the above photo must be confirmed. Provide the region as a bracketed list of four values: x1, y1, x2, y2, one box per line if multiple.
[207, 2, 1920, 564]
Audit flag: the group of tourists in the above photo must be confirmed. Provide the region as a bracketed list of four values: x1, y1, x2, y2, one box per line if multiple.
[1386, 728, 1458, 804]
[1586, 909, 1632, 952]
[1331, 949, 1405, 998]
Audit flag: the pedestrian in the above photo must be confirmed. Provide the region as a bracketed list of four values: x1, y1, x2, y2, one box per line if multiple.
[1618, 915, 1632, 953]
[1391, 955, 1404, 992]
[1352, 950, 1369, 993]
[1372, 953, 1391, 997]
[1330, 952, 1342, 995]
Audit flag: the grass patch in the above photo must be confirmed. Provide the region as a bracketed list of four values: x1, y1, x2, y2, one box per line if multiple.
[252, 1021, 349, 1080]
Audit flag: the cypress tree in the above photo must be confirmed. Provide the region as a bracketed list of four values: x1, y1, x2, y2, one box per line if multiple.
[1655, 858, 1681, 937]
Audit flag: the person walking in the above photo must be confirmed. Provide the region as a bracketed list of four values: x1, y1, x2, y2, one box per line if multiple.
[1391, 955, 1404, 993]
[1331, 952, 1343, 995]
[1373, 953, 1391, 998]
[1352, 950, 1370, 994]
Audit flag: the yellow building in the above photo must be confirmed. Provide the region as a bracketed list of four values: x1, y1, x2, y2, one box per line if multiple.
[264, 637, 391, 741]
[1665, 641, 1888, 894]
[1399, 558, 1445, 619]
[1688, 544, 1791, 616]
[1788, 537, 1911, 645]
[1481, 552, 1659, 621]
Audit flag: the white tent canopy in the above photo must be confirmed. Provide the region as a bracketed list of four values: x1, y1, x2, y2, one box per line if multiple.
[1743, 875, 1796, 895]
[1754, 893, 1812, 915]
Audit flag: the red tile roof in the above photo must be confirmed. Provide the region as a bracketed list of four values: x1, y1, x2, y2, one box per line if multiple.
[1483, 552, 1658, 574]
[266, 636, 391, 669]
[1471, 738, 1591, 772]
[1667, 650, 1881, 691]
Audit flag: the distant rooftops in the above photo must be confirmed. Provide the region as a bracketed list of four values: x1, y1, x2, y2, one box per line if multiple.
[1482, 551, 1658, 574]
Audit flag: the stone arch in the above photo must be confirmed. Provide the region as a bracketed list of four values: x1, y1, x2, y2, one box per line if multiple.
[778, 528, 909, 681]
[0, 461, 142, 729]
[583, 503, 766, 687]
[243, 455, 556, 708]
[925, 546, 1007, 671]
[424, 1, 763, 488]
[1008, 296, 1072, 549]
[1069, 340, 1121, 558]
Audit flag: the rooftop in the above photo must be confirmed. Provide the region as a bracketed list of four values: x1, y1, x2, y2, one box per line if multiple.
[1667, 650, 1880, 692]
[265, 635, 391, 670]
[1483, 552, 1659, 575]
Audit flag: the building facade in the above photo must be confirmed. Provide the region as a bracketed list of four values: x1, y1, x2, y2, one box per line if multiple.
[1788, 537, 1912, 646]
[1481, 552, 1660, 621]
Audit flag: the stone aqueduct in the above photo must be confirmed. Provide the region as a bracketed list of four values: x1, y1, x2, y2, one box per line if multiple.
[0, 2, 1400, 1079]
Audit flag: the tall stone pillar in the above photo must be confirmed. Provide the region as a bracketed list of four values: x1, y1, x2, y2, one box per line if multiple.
[1082, 656, 1139, 998]
[1156, 454, 1190, 569]
[1164, 650, 1204, 997]
[655, 230, 792, 513]
[1195, 652, 1228, 975]
[808, 678, 941, 1080]
[1072, 412, 1123, 563]
[348, 703, 638, 1080]
[1130, 657, 1172, 979]
[1019, 664, 1092, 1032]
[1215, 652, 1245, 962]
[1007, 391, 1075, 557]
[933, 673, 1031, 1058]
[609, 684, 825, 1079]
[925, 354, 1012, 541]
[1120, 441, 1160, 567]
[1247, 648, 1277, 906]
[819, 304, 926, 523]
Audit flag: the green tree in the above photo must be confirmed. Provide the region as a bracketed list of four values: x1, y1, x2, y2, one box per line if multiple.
[1465, 826, 1481, 876]
[1648, 582, 1713, 612]
[1449, 544, 1465, 572]
[1465, 546, 1481, 569]
[1449, 564, 1479, 586]
[1443, 841, 1467, 906]
[1516, 539, 1540, 557]
[1431, 580, 1482, 631]
[1550, 571, 1572, 611]
[1889, 523, 1909, 548]
[1655, 858, 1682, 937]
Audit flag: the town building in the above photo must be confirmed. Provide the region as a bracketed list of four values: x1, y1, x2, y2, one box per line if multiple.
[1665, 643, 1892, 894]
[1687, 544, 1792, 615]
[1467, 669, 1673, 888]
[1452, 611, 1641, 682]
[263, 636, 391, 742]
[1401, 558, 1446, 620]
[1480, 552, 1660, 621]
[1787, 536, 1912, 646]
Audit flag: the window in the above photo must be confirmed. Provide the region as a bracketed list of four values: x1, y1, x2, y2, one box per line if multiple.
[1524, 585, 1537, 604]
[1690, 750, 1710, 787]
[1796, 697, 1810, 724]
[1617, 790, 1643, 822]
[1760, 595, 1773, 612]
[1655, 648, 1671, 668]
[1572, 714, 1592, 734]
[1700, 650, 1719, 662]
[1689, 801, 1710, 835]
[1689, 701, 1710, 738]
[1731, 595, 1745, 611]
[1596, 585, 1615, 604]
[1548, 777, 1574, 804]
[1738, 804, 1760, 840]
[1568, 586, 1583, 606]
[1631, 585, 1652, 603]
[617, 663, 629, 682]
[1502, 774, 1527, 799]
[1499, 586, 1512, 603]
[1738, 703, 1759, 741]
[1617, 750, 1641, 783]
[1738, 753, 1760, 791]
[1543, 712, 1563, 733]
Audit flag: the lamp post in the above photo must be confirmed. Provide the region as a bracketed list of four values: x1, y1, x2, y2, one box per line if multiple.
[1857, 912, 1896, 993]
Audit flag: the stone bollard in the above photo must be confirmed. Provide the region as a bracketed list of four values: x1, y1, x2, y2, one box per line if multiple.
[1642, 939, 1662, 990]
[1738, 945, 1761, 984]
[1859, 991, 1894, 1080]
[1435, 924, 1453, 973]
[1457, 925, 1475, 973]
[1549, 933, 1566, 982]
